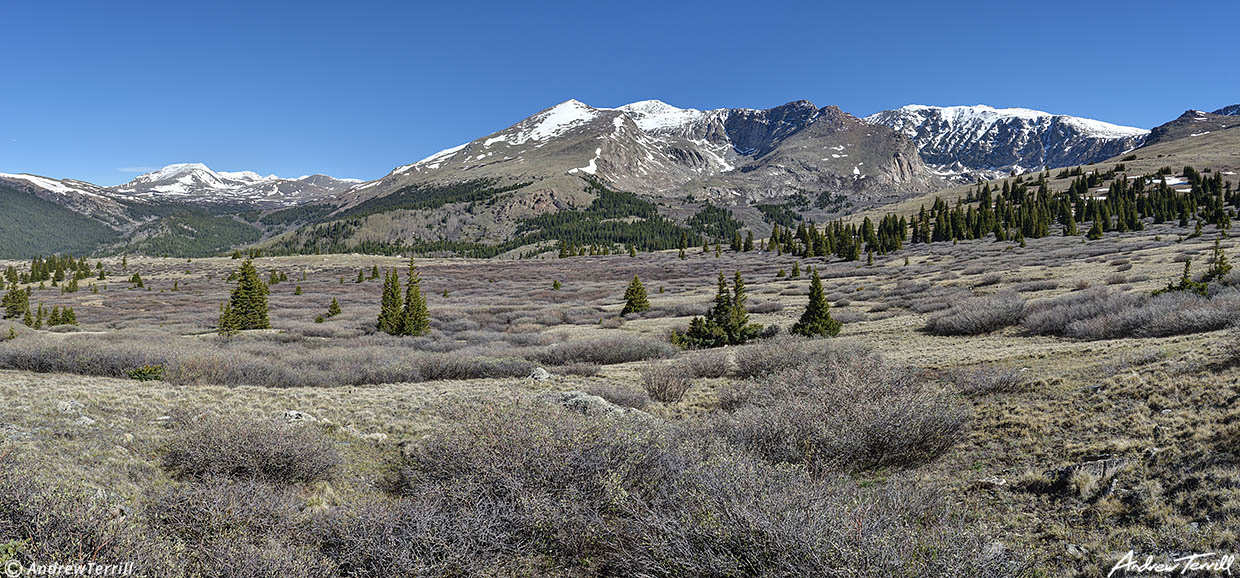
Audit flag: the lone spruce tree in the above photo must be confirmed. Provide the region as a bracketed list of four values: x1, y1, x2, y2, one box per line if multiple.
[219, 258, 270, 332]
[400, 258, 430, 336]
[327, 298, 341, 317]
[1203, 239, 1232, 282]
[791, 270, 841, 337]
[621, 275, 650, 316]
[377, 269, 403, 335]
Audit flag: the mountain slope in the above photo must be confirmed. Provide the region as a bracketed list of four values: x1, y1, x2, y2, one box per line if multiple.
[0, 182, 121, 258]
[1142, 109, 1240, 147]
[320, 99, 937, 248]
[865, 105, 1148, 175]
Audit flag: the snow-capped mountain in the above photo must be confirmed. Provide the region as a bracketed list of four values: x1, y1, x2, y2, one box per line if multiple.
[1213, 104, 1240, 116]
[346, 98, 934, 214]
[0, 172, 131, 226]
[865, 105, 1149, 176]
[110, 163, 359, 207]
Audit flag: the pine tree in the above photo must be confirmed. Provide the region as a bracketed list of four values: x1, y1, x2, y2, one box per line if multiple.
[220, 259, 270, 332]
[370, 265, 380, 280]
[552, 280, 562, 290]
[327, 298, 341, 317]
[48, 306, 60, 327]
[790, 261, 801, 279]
[791, 270, 842, 337]
[400, 258, 430, 336]
[2, 282, 28, 319]
[293, 285, 302, 295]
[621, 275, 650, 315]
[356, 269, 365, 283]
[62, 307, 77, 326]
[377, 269, 402, 335]
[1203, 239, 1232, 282]
[129, 272, 144, 288]
[1086, 218, 1104, 240]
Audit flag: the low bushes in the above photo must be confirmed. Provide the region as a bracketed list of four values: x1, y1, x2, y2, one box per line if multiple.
[640, 361, 694, 403]
[162, 416, 341, 484]
[718, 346, 969, 472]
[321, 401, 1008, 577]
[584, 383, 649, 410]
[924, 292, 1025, 336]
[1023, 287, 1239, 340]
[533, 333, 678, 366]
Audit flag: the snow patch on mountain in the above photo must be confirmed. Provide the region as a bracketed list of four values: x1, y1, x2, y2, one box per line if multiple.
[612, 100, 705, 132]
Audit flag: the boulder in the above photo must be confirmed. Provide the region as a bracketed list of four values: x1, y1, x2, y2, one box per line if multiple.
[283, 410, 316, 424]
[536, 390, 649, 418]
[529, 367, 552, 382]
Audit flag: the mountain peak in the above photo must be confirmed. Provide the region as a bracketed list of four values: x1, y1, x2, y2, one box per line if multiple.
[868, 104, 1148, 174]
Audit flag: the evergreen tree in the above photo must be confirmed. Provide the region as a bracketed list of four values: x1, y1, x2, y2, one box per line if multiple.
[621, 275, 651, 315]
[790, 261, 801, 279]
[129, 272, 144, 288]
[219, 259, 270, 332]
[791, 270, 841, 337]
[294, 285, 303, 295]
[1203, 239, 1232, 282]
[400, 258, 430, 336]
[48, 306, 60, 327]
[674, 271, 762, 348]
[2, 282, 28, 319]
[356, 269, 365, 283]
[552, 280, 562, 290]
[327, 298, 341, 317]
[377, 269, 403, 335]
[62, 307, 77, 326]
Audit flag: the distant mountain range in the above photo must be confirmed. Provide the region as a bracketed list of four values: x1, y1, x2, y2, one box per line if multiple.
[1, 99, 1236, 258]
[865, 104, 1149, 177]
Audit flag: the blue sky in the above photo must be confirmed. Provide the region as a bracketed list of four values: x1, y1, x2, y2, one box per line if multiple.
[2, 0, 1236, 185]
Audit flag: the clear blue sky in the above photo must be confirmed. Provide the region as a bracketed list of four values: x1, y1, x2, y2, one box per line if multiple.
[2, 0, 1235, 185]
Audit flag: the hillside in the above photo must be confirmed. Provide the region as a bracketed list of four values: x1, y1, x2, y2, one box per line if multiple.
[0, 183, 120, 258]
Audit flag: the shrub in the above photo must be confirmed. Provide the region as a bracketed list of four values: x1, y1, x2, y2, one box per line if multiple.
[1022, 288, 1142, 336]
[162, 416, 341, 484]
[924, 292, 1025, 336]
[560, 361, 601, 377]
[584, 383, 649, 410]
[534, 334, 677, 366]
[640, 361, 694, 403]
[678, 349, 731, 378]
[718, 348, 969, 472]
[323, 401, 1011, 578]
[733, 335, 875, 379]
[0, 450, 149, 566]
[127, 364, 165, 381]
[1023, 287, 1240, 340]
[147, 478, 305, 544]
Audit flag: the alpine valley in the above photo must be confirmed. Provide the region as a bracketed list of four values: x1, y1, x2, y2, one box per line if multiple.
[1, 99, 1234, 259]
